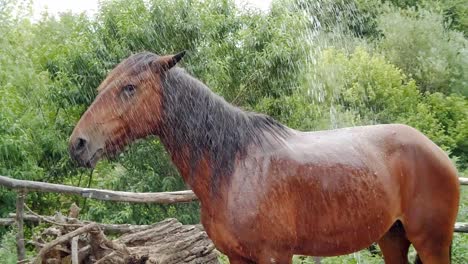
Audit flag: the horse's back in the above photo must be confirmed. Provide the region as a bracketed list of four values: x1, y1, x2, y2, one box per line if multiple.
[285, 123, 459, 221]
[285, 123, 457, 180]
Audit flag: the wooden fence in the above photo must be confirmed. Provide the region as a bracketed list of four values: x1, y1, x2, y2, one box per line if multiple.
[1, 175, 467, 263]
[0, 175, 197, 204]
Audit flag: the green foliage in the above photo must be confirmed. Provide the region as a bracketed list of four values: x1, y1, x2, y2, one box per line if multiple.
[389, 0, 420, 8]
[0, 228, 18, 264]
[404, 93, 467, 157]
[313, 47, 420, 124]
[377, 7, 468, 95]
[287, 0, 383, 38]
[453, 233, 468, 264]
[418, 0, 468, 36]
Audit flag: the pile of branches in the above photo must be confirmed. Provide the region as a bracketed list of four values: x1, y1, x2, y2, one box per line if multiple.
[20, 204, 218, 264]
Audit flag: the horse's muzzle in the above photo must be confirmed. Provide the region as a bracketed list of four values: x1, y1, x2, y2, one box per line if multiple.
[69, 136, 103, 168]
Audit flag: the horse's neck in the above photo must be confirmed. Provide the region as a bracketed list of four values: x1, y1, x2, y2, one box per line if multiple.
[157, 70, 241, 204]
[158, 135, 217, 205]
[156, 69, 289, 205]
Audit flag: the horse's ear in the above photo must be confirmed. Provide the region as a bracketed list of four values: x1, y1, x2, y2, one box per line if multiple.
[152, 51, 186, 72]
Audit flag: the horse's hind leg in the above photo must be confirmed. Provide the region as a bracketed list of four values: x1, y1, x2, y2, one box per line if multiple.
[411, 243, 450, 264]
[401, 198, 455, 264]
[401, 173, 458, 263]
[402, 198, 455, 264]
[407, 232, 451, 264]
[378, 221, 411, 264]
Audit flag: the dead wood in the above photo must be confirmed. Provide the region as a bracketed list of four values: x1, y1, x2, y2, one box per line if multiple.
[4, 213, 154, 234]
[33, 223, 100, 264]
[28, 216, 218, 264]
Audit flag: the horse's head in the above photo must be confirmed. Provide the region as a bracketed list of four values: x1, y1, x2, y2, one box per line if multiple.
[69, 51, 185, 168]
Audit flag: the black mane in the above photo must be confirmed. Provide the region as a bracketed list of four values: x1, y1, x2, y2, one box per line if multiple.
[136, 52, 290, 191]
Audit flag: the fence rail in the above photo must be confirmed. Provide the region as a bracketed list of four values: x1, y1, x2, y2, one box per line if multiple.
[2, 175, 466, 204]
[460, 177, 468, 185]
[0, 175, 197, 204]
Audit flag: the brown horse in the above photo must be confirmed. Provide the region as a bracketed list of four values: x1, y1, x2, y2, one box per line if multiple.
[69, 51, 459, 264]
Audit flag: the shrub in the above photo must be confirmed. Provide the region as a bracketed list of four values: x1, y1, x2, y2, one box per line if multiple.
[310, 47, 420, 124]
[377, 7, 468, 96]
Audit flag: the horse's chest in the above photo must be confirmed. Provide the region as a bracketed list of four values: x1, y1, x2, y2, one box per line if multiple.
[200, 207, 251, 257]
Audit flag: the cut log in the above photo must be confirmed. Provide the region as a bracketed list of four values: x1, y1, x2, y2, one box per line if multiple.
[116, 218, 219, 264]
[9, 204, 219, 263]
[27, 217, 219, 264]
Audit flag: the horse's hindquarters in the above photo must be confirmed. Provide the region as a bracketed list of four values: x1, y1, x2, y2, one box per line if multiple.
[394, 131, 460, 263]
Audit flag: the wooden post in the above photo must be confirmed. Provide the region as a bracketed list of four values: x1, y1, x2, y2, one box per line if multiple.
[15, 191, 26, 263]
[71, 236, 79, 264]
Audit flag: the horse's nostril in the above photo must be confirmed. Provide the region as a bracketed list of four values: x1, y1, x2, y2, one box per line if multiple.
[74, 137, 88, 152]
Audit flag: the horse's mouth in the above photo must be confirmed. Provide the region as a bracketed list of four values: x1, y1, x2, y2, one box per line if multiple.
[85, 148, 104, 168]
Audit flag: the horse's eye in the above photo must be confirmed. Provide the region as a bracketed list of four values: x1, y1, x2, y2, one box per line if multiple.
[122, 84, 136, 97]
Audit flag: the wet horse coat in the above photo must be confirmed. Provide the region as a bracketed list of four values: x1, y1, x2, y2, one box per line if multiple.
[69, 52, 460, 264]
